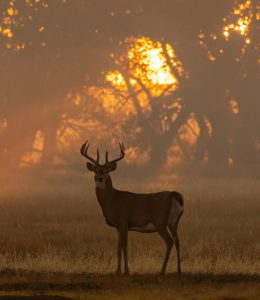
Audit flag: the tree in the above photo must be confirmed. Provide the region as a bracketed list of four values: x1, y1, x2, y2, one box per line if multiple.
[1, 0, 258, 180]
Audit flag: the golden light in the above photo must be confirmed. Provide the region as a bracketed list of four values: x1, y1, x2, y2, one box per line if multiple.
[222, 0, 253, 42]
[20, 130, 45, 167]
[204, 117, 213, 138]
[106, 71, 126, 90]
[245, 37, 251, 44]
[33, 130, 45, 150]
[229, 99, 240, 114]
[0, 118, 8, 134]
[146, 48, 176, 85]
[38, 25, 45, 32]
[124, 147, 149, 165]
[1, 28, 13, 38]
[203, 151, 209, 162]
[0, 0, 49, 50]
[7, 7, 15, 17]
[178, 113, 200, 146]
[224, 31, 229, 38]
[107, 37, 183, 98]
[208, 52, 217, 62]
[57, 125, 80, 150]
[167, 144, 183, 167]
[228, 157, 234, 165]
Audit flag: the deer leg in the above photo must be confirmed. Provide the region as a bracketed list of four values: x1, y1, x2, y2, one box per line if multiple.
[116, 229, 122, 274]
[120, 229, 129, 275]
[169, 226, 181, 273]
[169, 214, 182, 274]
[158, 227, 174, 275]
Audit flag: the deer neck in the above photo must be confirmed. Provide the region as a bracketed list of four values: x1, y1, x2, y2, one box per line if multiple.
[95, 175, 115, 210]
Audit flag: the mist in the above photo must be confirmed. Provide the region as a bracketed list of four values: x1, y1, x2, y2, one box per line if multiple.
[0, 0, 259, 199]
[0, 3, 260, 298]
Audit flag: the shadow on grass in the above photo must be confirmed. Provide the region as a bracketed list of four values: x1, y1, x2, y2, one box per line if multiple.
[0, 270, 259, 292]
[129, 272, 260, 283]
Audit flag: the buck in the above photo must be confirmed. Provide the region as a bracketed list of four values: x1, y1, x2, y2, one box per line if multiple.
[80, 141, 184, 275]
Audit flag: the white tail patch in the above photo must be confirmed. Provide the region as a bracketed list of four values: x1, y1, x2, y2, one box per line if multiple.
[168, 197, 183, 227]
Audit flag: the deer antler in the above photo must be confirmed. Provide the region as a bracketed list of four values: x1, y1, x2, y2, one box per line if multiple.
[105, 143, 125, 165]
[80, 141, 100, 165]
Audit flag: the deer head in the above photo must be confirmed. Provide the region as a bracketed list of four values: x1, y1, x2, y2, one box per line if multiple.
[80, 141, 125, 189]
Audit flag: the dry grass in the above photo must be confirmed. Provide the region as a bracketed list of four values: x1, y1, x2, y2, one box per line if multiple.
[0, 272, 259, 299]
[0, 187, 259, 275]
[0, 180, 259, 298]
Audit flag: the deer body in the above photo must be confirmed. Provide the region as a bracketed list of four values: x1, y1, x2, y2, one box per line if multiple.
[81, 141, 184, 274]
[96, 181, 183, 233]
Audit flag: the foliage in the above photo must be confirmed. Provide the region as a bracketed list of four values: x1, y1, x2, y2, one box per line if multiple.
[0, 0, 259, 178]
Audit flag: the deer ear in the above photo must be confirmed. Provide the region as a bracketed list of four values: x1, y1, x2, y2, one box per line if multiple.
[86, 162, 97, 172]
[107, 162, 117, 172]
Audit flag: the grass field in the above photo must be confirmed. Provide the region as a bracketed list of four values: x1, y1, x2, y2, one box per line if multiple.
[0, 179, 259, 299]
[0, 272, 259, 299]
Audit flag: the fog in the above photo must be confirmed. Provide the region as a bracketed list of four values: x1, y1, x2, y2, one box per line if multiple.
[0, 0, 259, 198]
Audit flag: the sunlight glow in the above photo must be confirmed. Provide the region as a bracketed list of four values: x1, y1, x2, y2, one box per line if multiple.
[20, 130, 45, 167]
[228, 157, 234, 165]
[229, 99, 240, 114]
[124, 147, 149, 165]
[0, 118, 7, 134]
[204, 117, 213, 138]
[106, 71, 126, 90]
[179, 113, 200, 146]
[106, 37, 183, 97]
[0, 0, 50, 51]
[223, 0, 253, 42]
[145, 48, 176, 85]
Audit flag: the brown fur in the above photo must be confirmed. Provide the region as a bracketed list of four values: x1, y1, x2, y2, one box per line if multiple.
[81, 142, 183, 274]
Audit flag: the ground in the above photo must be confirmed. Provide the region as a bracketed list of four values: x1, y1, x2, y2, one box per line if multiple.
[0, 272, 259, 299]
[0, 179, 259, 299]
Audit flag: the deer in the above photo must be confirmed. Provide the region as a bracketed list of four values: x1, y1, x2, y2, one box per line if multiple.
[80, 141, 184, 275]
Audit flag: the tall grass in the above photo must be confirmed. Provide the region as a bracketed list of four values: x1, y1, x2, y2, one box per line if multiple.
[0, 182, 259, 275]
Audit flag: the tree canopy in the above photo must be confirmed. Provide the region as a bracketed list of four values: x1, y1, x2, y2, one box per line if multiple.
[0, 0, 259, 180]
